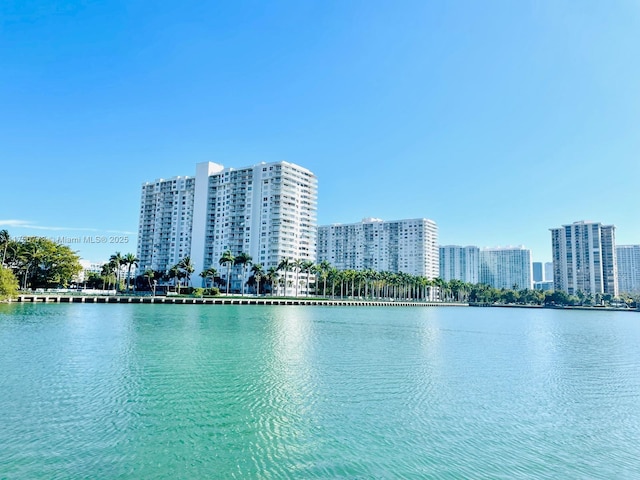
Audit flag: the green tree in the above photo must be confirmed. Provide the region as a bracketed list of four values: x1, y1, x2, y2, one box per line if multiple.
[317, 260, 331, 297]
[301, 260, 316, 296]
[143, 269, 155, 292]
[266, 266, 279, 296]
[219, 250, 235, 294]
[101, 263, 115, 290]
[17, 241, 42, 289]
[234, 252, 253, 296]
[178, 256, 195, 287]
[168, 264, 180, 293]
[199, 267, 218, 288]
[0, 266, 19, 300]
[2, 236, 81, 289]
[109, 252, 124, 292]
[251, 263, 264, 295]
[123, 253, 139, 292]
[292, 258, 304, 297]
[0, 230, 9, 267]
[277, 258, 292, 296]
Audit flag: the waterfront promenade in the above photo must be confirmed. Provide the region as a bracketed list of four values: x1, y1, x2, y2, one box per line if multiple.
[16, 294, 464, 307]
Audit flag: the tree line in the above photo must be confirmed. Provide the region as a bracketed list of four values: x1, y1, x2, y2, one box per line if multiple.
[3, 228, 634, 309]
[0, 230, 82, 292]
[81, 247, 640, 307]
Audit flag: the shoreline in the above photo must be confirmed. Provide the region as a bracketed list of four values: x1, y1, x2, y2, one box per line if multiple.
[8, 295, 638, 312]
[13, 294, 466, 307]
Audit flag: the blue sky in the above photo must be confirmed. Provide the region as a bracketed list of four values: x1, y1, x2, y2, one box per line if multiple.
[1, 0, 639, 263]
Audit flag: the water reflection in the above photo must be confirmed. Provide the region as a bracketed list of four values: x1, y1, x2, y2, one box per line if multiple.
[1, 304, 640, 479]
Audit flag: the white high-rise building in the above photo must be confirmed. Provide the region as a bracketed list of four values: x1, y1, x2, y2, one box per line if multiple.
[550, 221, 617, 296]
[137, 161, 318, 291]
[439, 245, 479, 283]
[317, 218, 439, 278]
[137, 176, 196, 275]
[616, 245, 640, 294]
[479, 246, 532, 290]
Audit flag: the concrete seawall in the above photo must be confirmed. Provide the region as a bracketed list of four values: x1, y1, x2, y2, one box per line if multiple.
[17, 295, 466, 307]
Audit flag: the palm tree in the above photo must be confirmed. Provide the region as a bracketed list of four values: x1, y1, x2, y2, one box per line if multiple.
[317, 260, 331, 297]
[199, 267, 218, 288]
[234, 252, 253, 296]
[301, 260, 315, 296]
[179, 256, 195, 287]
[177, 270, 187, 293]
[101, 263, 115, 290]
[143, 269, 155, 292]
[219, 250, 235, 294]
[251, 263, 264, 295]
[109, 252, 124, 292]
[123, 253, 139, 293]
[0, 229, 9, 267]
[277, 258, 291, 296]
[266, 266, 278, 296]
[168, 264, 180, 293]
[18, 242, 42, 290]
[292, 258, 304, 297]
[327, 268, 340, 299]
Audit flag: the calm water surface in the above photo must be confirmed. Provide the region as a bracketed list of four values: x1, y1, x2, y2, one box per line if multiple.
[0, 304, 639, 479]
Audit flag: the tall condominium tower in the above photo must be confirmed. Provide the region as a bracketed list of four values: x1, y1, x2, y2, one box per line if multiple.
[550, 221, 617, 296]
[137, 161, 318, 290]
[317, 218, 439, 278]
[616, 245, 640, 294]
[439, 245, 479, 283]
[479, 246, 532, 290]
[137, 176, 196, 275]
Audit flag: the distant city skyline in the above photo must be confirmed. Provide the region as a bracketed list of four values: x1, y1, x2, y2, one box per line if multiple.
[2, 1, 639, 263]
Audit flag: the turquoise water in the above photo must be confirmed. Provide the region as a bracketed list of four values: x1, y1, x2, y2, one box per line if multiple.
[1, 304, 639, 479]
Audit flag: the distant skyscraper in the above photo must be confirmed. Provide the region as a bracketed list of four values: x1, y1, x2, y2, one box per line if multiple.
[479, 247, 532, 290]
[550, 221, 617, 296]
[544, 262, 553, 282]
[439, 245, 479, 283]
[138, 161, 318, 292]
[616, 245, 640, 294]
[532, 262, 543, 282]
[317, 218, 439, 278]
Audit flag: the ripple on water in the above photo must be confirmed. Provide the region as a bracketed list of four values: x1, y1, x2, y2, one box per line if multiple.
[1, 304, 640, 479]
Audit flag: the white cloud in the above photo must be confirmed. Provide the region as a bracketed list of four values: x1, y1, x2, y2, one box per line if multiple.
[0, 219, 136, 235]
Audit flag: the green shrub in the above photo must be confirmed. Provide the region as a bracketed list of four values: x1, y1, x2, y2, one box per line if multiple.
[204, 287, 220, 296]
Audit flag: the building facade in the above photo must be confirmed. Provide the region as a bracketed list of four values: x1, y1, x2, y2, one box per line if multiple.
[137, 176, 196, 275]
[532, 262, 543, 282]
[137, 161, 318, 291]
[616, 245, 640, 294]
[317, 218, 439, 278]
[544, 262, 553, 282]
[439, 245, 479, 283]
[550, 221, 618, 296]
[534, 281, 554, 292]
[479, 246, 532, 290]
